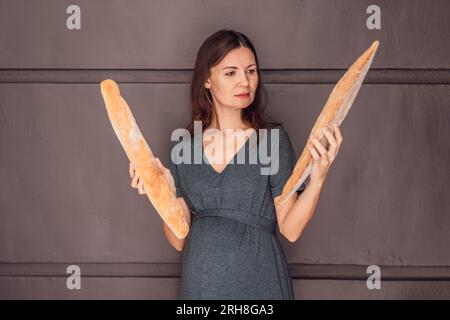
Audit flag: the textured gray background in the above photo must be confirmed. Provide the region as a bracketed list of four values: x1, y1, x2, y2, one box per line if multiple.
[0, 0, 449, 299]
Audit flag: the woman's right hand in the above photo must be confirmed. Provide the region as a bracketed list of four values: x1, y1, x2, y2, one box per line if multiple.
[129, 158, 177, 196]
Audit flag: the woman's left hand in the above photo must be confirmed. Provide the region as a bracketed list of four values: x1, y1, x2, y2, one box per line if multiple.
[309, 124, 343, 184]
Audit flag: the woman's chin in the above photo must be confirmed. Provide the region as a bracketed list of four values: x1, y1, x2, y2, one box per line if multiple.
[233, 101, 253, 109]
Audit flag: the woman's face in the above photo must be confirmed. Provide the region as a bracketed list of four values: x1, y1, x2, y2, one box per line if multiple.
[205, 46, 258, 111]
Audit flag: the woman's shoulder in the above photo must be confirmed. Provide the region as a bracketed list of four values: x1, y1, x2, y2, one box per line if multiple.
[168, 129, 194, 164]
[266, 124, 289, 142]
[266, 123, 287, 132]
[169, 129, 193, 148]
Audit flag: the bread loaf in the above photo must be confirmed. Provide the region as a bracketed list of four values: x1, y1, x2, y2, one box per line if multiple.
[100, 79, 189, 239]
[275, 41, 380, 205]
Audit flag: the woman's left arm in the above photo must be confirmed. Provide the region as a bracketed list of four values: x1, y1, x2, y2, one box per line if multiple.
[275, 124, 343, 242]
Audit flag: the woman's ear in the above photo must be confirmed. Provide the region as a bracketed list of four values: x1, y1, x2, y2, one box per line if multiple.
[205, 80, 211, 89]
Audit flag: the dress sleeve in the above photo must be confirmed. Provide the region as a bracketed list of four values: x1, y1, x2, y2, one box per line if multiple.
[269, 126, 307, 198]
[167, 140, 185, 198]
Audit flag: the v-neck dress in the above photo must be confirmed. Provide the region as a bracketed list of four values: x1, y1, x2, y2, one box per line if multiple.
[167, 125, 307, 300]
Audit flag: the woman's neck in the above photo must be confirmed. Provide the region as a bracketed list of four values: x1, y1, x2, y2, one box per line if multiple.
[208, 105, 250, 132]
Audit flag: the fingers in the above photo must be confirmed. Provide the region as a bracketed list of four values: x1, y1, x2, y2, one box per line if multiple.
[130, 158, 166, 196]
[323, 128, 337, 150]
[130, 162, 140, 190]
[137, 178, 146, 195]
[312, 125, 343, 161]
[131, 172, 139, 188]
[309, 146, 320, 160]
[323, 128, 337, 161]
[129, 162, 134, 178]
[333, 124, 343, 144]
[130, 167, 146, 194]
[311, 138, 327, 157]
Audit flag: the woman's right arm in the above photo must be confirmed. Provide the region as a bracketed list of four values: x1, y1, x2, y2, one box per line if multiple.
[130, 160, 191, 251]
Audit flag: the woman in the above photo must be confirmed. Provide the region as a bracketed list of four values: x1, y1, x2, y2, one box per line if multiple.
[130, 29, 343, 299]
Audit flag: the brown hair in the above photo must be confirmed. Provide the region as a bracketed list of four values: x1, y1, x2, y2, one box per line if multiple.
[186, 29, 281, 137]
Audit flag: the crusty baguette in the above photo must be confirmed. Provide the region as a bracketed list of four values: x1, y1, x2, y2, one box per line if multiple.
[100, 79, 189, 239]
[275, 41, 380, 205]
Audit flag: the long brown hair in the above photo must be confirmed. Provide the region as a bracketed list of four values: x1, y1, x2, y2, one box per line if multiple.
[186, 29, 281, 137]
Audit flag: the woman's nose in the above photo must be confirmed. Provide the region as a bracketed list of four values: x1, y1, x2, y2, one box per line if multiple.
[238, 71, 250, 86]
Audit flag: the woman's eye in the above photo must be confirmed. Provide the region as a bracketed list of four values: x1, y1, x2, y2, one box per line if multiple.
[225, 69, 256, 76]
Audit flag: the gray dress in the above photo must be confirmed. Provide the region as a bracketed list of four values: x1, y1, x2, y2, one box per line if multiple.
[168, 126, 307, 300]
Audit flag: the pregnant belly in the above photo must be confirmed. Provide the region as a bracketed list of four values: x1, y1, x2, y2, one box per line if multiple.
[179, 216, 291, 299]
[182, 216, 278, 277]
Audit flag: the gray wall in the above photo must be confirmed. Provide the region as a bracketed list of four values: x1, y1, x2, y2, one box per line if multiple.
[0, 0, 449, 299]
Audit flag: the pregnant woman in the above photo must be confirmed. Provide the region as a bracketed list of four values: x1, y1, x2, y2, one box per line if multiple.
[130, 29, 343, 299]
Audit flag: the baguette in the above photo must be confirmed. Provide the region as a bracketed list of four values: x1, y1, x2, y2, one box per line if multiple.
[275, 41, 380, 205]
[100, 79, 189, 239]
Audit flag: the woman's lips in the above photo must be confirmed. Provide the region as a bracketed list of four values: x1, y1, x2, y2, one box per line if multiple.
[235, 93, 250, 98]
